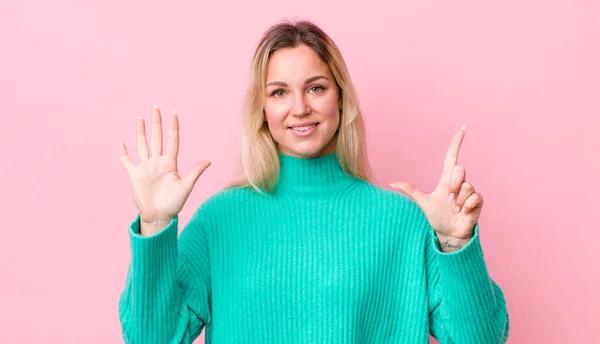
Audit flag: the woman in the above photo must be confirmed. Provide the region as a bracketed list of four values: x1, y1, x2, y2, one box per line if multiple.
[117, 20, 509, 343]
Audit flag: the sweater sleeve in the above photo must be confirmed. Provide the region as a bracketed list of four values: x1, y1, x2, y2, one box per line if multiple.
[118, 210, 211, 344]
[425, 222, 510, 343]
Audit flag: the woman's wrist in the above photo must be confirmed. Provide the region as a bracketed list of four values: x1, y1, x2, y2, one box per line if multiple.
[435, 234, 472, 253]
[140, 218, 172, 237]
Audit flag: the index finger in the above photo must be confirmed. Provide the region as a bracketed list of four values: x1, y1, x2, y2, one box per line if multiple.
[442, 125, 466, 174]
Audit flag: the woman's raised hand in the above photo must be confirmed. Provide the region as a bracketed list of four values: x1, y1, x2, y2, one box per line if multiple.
[118, 106, 212, 236]
[390, 126, 484, 252]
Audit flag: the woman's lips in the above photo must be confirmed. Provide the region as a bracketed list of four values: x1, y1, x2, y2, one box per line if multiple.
[288, 123, 319, 136]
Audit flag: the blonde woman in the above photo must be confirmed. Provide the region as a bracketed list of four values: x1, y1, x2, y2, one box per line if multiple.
[118, 20, 509, 343]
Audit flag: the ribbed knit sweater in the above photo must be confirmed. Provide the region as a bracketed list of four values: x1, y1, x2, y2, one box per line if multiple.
[118, 152, 509, 343]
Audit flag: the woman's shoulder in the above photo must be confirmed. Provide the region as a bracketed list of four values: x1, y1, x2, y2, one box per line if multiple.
[183, 186, 255, 229]
[199, 185, 254, 208]
[352, 179, 426, 220]
[353, 179, 412, 204]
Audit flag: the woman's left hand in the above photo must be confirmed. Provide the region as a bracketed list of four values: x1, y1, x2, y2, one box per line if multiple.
[390, 126, 483, 252]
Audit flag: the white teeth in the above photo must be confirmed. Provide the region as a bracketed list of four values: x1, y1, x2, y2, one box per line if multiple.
[292, 124, 316, 131]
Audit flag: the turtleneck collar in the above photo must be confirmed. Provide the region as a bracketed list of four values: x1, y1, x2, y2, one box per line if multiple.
[274, 151, 358, 196]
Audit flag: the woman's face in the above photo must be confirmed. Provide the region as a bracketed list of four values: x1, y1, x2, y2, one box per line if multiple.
[264, 44, 340, 159]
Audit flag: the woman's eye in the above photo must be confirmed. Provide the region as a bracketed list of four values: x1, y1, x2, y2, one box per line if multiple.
[309, 86, 324, 93]
[272, 90, 285, 97]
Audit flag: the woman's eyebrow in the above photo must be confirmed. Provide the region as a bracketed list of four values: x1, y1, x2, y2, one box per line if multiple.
[305, 75, 329, 84]
[266, 75, 329, 87]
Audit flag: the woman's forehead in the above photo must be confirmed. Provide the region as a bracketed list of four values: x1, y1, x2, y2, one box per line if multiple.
[266, 45, 332, 83]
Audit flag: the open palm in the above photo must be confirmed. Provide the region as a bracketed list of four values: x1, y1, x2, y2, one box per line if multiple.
[117, 106, 212, 226]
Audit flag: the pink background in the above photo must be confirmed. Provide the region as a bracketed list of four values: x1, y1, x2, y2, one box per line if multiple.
[1, 0, 598, 342]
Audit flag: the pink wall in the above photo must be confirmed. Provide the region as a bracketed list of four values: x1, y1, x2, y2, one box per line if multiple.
[1, 0, 598, 342]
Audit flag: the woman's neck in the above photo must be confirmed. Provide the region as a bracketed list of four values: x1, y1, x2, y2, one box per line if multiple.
[274, 151, 357, 196]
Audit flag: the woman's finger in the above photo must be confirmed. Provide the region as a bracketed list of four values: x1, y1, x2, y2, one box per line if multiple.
[183, 160, 213, 190]
[390, 181, 428, 209]
[118, 142, 135, 174]
[166, 111, 179, 159]
[441, 126, 466, 179]
[151, 105, 163, 157]
[136, 116, 149, 160]
[454, 181, 475, 212]
[448, 165, 466, 200]
[461, 192, 484, 213]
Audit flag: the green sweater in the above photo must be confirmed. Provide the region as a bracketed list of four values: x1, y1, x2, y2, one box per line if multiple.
[119, 152, 509, 343]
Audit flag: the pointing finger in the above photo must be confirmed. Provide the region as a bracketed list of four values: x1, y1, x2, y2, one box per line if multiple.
[442, 125, 466, 176]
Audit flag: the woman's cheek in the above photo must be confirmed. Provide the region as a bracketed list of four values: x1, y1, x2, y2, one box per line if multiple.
[265, 101, 288, 122]
[315, 94, 339, 117]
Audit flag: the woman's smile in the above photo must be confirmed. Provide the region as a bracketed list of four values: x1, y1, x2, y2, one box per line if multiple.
[289, 122, 319, 136]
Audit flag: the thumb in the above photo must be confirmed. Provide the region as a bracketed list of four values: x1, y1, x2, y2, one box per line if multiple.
[390, 181, 427, 209]
[183, 160, 213, 190]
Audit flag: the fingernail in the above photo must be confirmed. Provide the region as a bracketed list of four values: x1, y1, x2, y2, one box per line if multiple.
[461, 207, 466, 213]
[448, 193, 455, 205]
[172, 109, 177, 114]
[153, 104, 159, 109]
[389, 183, 397, 189]
[460, 125, 466, 131]
[209, 160, 214, 164]
[454, 206, 460, 213]
[138, 116, 143, 120]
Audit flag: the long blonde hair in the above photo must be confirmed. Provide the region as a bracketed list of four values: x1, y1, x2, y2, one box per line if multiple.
[227, 19, 373, 194]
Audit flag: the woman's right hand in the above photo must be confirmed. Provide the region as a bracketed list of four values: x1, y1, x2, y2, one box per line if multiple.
[117, 106, 212, 236]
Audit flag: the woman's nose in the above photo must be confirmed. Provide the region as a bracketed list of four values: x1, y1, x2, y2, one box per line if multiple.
[291, 93, 310, 117]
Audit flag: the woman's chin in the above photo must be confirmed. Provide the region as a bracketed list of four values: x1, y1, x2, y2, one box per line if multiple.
[280, 143, 329, 158]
